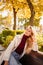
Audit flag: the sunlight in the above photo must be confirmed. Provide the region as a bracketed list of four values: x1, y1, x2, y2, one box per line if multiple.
[40, 16, 43, 26]
[2, 10, 8, 17]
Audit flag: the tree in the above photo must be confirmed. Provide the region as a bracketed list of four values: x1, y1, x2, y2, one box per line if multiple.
[13, 8, 16, 29]
[7, 0, 35, 29]
[27, 0, 35, 26]
[0, 0, 43, 29]
[8, 0, 43, 28]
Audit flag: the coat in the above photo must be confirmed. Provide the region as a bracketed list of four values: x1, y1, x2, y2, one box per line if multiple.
[0, 34, 38, 65]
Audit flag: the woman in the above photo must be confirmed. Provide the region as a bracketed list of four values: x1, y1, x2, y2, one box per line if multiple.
[19, 28, 43, 65]
[1, 26, 37, 65]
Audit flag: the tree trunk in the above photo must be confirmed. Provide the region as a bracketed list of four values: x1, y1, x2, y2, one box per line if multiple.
[27, 0, 35, 26]
[13, 8, 17, 30]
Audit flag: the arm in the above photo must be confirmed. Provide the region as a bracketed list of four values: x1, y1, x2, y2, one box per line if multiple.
[37, 51, 43, 55]
[3, 36, 17, 65]
[25, 37, 33, 54]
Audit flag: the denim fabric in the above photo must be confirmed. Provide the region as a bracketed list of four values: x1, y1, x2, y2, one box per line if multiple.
[9, 52, 22, 65]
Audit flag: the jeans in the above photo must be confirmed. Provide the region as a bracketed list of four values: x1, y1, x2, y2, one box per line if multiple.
[9, 52, 22, 65]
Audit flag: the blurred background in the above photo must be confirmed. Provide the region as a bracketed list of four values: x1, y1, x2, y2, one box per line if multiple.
[0, 0, 43, 52]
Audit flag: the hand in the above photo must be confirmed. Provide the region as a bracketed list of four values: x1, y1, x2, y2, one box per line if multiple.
[4, 61, 8, 65]
[26, 48, 32, 54]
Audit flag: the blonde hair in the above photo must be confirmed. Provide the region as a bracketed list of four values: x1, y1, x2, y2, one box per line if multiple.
[26, 26, 36, 53]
